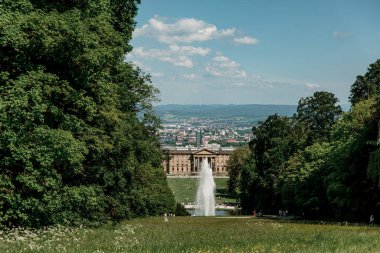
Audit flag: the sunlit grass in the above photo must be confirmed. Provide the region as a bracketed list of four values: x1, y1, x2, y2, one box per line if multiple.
[167, 177, 236, 204]
[1, 217, 379, 253]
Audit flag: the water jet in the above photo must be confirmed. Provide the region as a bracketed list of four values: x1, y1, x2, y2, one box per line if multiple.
[195, 158, 216, 216]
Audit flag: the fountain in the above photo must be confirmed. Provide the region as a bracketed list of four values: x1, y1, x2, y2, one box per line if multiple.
[195, 158, 216, 216]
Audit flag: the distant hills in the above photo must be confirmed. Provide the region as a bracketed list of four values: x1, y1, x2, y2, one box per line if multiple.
[154, 104, 298, 123]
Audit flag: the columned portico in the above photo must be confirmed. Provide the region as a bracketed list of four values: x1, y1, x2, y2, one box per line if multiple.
[193, 154, 217, 172]
[162, 147, 234, 176]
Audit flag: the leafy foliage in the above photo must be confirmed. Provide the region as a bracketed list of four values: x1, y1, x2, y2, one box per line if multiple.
[326, 97, 380, 220]
[175, 203, 190, 216]
[239, 157, 257, 214]
[282, 142, 332, 218]
[238, 62, 380, 221]
[241, 115, 299, 212]
[297, 91, 342, 145]
[350, 59, 380, 105]
[227, 145, 250, 196]
[0, 0, 175, 227]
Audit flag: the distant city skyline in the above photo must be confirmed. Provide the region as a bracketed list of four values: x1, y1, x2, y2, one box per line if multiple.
[128, 0, 380, 105]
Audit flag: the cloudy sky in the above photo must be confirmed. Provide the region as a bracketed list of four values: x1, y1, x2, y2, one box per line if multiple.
[127, 0, 380, 105]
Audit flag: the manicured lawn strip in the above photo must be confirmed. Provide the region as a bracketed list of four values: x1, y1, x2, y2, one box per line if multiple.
[167, 177, 236, 204]
[1, 217, 379, 253]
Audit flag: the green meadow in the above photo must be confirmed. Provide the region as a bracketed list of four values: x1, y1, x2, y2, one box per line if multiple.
[167, 177, 236, 204]
[1, 217, 379, 253]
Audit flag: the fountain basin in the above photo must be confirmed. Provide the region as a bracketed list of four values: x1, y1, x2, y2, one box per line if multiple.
[184, 204, 238, 216]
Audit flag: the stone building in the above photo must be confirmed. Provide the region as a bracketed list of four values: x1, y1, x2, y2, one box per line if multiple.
[162, 147, 235, 176]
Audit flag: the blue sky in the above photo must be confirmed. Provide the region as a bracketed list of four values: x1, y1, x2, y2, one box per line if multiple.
[127, 0, 380, 105]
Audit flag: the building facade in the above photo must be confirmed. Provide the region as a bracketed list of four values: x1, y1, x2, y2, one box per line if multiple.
[162, 147, 235, 176]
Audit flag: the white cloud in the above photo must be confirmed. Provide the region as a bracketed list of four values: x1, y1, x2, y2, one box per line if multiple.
[131, 45, 210, 68]
[305, 82, 319, 89]
[169, 45, 210, 56]
[134, 16, 236, 44]
[233, 36, 260, 45]
[133, 45, 210, 58]
[206, 53, 246, 78]
[219, 61, 240, 68]
[332, 31, 351, 38]
[211, 55, 240, 68]
[160, 55, 193, 68]
[212, 55, 229, 62]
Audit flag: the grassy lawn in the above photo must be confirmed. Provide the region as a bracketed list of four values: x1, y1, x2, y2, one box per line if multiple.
[2, 217, 379, 253]
[167, 177, 237, 205]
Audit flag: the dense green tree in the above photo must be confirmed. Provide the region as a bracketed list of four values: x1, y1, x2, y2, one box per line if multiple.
[239, 60, 380, 221]
[175, 203, 190, 216]
[227, 145, 250, 196]
[241, 115, 299, 212]
[239, 157, 258, 214]
[368, 132, 380, 187]
[368, 146, 380, 192]
[0, 0, 175, 227]
[350, 59, 380, 105]
[296, 91, 343, 145]
[282, 142, 332, 218]
[326, 98, 380, 221]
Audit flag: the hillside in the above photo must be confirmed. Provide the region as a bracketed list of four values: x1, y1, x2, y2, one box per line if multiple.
[154, 104, 298, 122]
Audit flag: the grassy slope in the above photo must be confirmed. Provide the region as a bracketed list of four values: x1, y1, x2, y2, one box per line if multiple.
[167, 177, 237, 205]
[2, 217, 379, 253]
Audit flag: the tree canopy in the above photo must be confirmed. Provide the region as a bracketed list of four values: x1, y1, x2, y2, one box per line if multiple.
[238, 67, 380, 221]
[227, 145, 250, 196]
[350, 59, 380, 105]
[0, 0, 175, 227]
[297, 91, 342, 145]
[241, 114, 298, 212]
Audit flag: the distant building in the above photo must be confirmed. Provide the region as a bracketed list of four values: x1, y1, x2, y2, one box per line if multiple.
[162, 146, 235, 176]
[196, 131, 202, 147]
